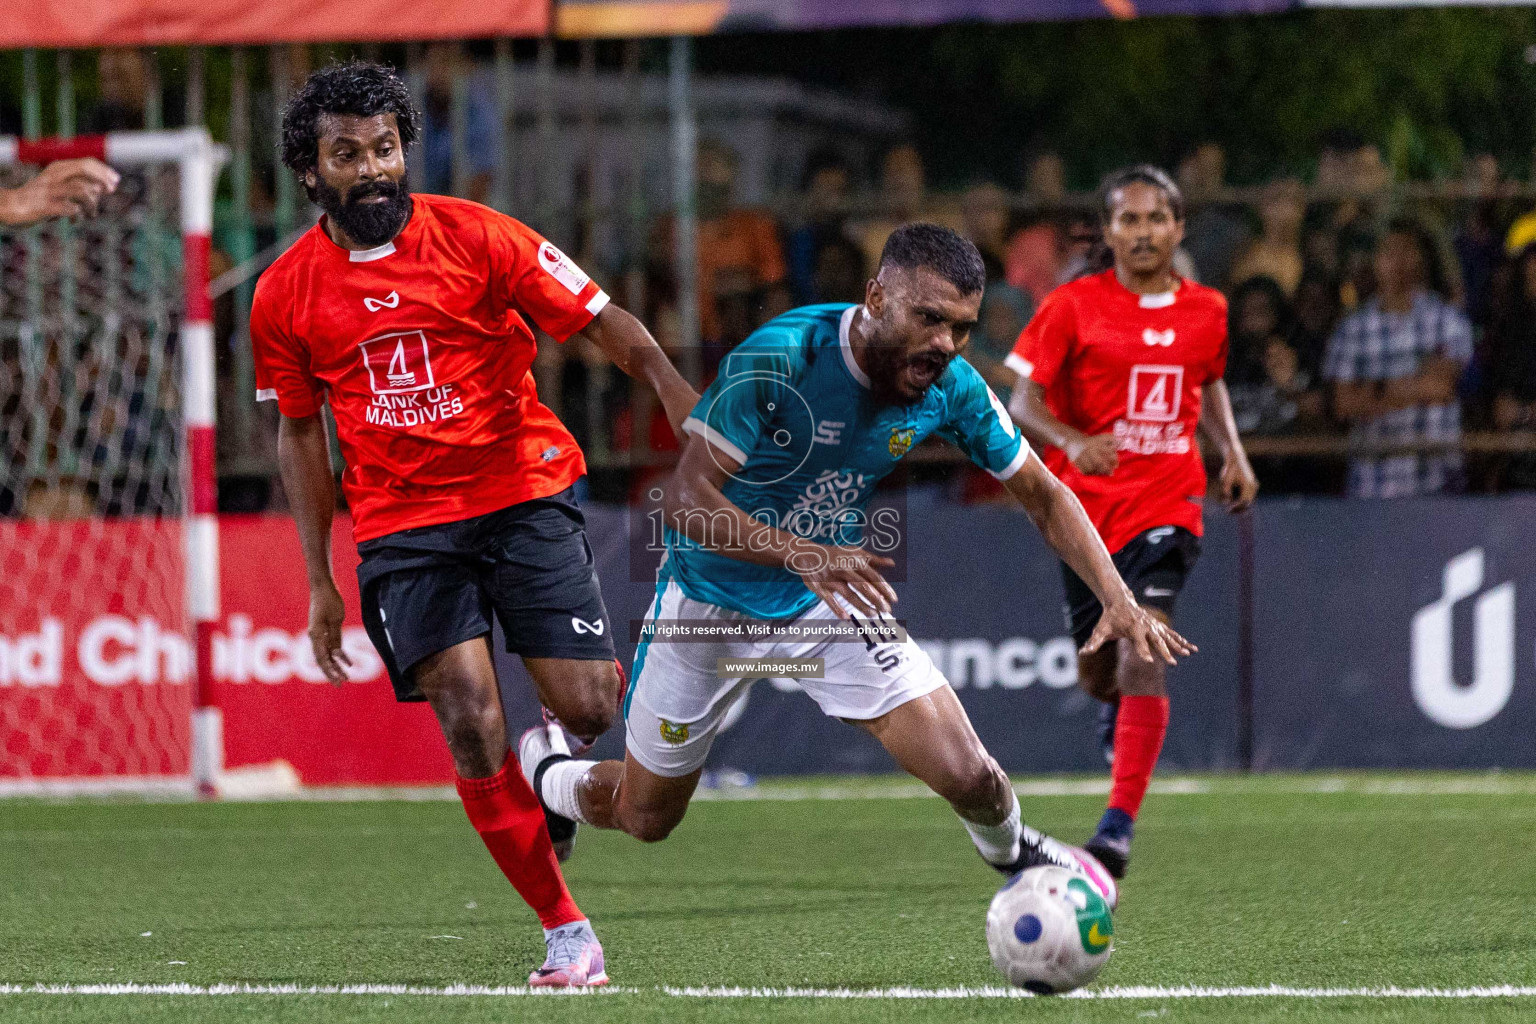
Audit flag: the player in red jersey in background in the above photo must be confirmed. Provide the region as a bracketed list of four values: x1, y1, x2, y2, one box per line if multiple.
[1005, 166, 1258, 880]
[250, 63, 696, 986]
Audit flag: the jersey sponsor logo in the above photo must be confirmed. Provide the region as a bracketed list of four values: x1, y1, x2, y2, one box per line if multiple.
[785, 469, 869, 544]
[813, 420, 845, 446]
[1142, 327, 1175, 347]
[363, 290, 400, 312]
[1112, 419, 1190, 455]
[571, 616, 605, 636]
[1127, 364, 1184, 422]
[360, 330, 437, 394]
[888, 426, 916, 458]
[538, 242, 591, 296]
[659, 718, 690, 745]
[541, 446, 561, 462]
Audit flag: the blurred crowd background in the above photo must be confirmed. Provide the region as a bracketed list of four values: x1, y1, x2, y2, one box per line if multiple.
[9, 12, 1536, 515]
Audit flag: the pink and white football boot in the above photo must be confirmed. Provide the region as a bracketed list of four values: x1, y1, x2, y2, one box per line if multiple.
[528, 920, 608, 988]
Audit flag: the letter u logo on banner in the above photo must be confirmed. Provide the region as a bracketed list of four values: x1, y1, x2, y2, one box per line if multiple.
[1411, 548, 1515, 729]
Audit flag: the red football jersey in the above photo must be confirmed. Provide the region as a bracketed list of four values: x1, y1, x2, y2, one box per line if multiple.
[1006, 269, 1228, 554]
[251, 194, 608, 542]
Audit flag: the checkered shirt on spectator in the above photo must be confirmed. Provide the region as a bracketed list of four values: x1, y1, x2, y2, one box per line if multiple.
[1323, 291, 1472, 497]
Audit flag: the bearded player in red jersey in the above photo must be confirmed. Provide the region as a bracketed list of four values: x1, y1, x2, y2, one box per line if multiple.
[1005, 166, 1258, 880]
[250, 63, 697, 987]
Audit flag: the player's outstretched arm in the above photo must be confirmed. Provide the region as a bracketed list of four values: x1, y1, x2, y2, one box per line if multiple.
[1006, 379, 1119, 476]
[0, 159, 120, 227]
[574, 304, 699, 438]
[277, 412, 352, 685]
[1003, 454, 1195, 665]
[1198, 379, 1259, 513]
[665, 434, 896, 618]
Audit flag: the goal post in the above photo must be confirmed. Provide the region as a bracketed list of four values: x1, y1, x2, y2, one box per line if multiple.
[0, 128, 226, 796]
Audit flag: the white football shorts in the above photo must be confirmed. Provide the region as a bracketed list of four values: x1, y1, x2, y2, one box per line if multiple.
[623, 580, 947, 778]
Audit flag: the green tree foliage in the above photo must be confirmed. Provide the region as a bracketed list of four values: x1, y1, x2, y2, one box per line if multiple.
[929, 10, 1536, 185]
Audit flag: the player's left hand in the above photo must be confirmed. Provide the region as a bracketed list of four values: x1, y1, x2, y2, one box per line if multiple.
[1, 158, 120, 227]
[1219, 456, 1259, 513]
[1083, 599, 1196, 665]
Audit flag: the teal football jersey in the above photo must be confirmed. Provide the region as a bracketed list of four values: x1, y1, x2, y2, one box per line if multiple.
[663, 303, 1031, 619]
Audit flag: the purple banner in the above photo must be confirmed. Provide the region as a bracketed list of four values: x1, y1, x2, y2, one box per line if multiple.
[557, 0, 1296, 38]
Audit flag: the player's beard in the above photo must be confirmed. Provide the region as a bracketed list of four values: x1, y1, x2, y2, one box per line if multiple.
[314, 175, 413, 249]
[864, 330, 950, 407]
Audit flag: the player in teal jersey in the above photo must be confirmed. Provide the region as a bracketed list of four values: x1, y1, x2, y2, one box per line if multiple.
[521, 225, 1190, 905]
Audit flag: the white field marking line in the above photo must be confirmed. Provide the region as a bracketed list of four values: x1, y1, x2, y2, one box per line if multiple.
[6, 774, 1536, 804]
[2, 983, 1536, 1000]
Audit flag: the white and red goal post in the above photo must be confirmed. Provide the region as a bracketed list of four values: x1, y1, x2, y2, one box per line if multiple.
[0, 129, 226, 795]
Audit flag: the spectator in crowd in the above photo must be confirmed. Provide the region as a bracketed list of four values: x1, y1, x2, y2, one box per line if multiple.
[1324, 219, 1473, 497]
[1290, 269, 1343, 372]
[84, 49, 151, 133]
[1229, 178, 1306, 295]
[852, 143, 961, 269]
[1453, 154, 1507, 329]
[786, 149, 865, 305]
[1225, 276, 1326, 435]
[808, 234, 867, 306]
[1225, 276, 1331, 493]
[1483, 243, 1536, 488]
[1005, 149, 1069, 304]
[961, 181, 1012, 282]
[651, 137, 789, 362]
[1307, 130, 1390, 296]
[968, 282, 1034, 398]
[1177, 141, 1250, 290]
[418, 42, 499, 204]
[1052, 209, 1101, 286]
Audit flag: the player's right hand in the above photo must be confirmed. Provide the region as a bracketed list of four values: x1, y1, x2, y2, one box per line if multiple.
[307, 582, 353, 685]
[1083, 599, 1196, 665]
[1067, 433, 1120, 476]
[796, 545, 898, 619]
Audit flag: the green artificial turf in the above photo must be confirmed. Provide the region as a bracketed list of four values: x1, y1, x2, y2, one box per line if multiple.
[2, 773, 1533, 1023]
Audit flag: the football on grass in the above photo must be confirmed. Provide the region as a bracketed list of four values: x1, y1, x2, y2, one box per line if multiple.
[986, 865, 1114, 994]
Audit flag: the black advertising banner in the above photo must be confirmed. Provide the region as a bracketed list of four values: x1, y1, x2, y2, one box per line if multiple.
[496, 496, 1536, 776]
[498, 496, 1242, 776]
[1250, 498, 1536, 770]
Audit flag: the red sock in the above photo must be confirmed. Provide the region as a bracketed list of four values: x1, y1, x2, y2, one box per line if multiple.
[1107, 695, 1170, 820]
[456, 751, 584, 930]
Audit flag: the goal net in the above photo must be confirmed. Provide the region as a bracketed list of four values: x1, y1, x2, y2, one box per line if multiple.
[0, 130, 221, 795]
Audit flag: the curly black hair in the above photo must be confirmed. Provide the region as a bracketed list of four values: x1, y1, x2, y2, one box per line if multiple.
[878, 222, 986, 296]
[280, 60, 420, 194]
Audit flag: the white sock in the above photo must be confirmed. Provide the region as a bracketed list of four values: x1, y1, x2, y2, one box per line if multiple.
[540, 759, 596, 825]
[963, 791, 1022, 866]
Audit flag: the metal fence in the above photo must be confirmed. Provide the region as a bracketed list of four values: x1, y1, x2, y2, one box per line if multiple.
[5, 43, 1536, 508]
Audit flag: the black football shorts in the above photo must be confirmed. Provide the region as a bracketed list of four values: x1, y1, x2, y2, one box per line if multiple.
[356, 487, 615, 702]
[1061, 525, 1202, 649]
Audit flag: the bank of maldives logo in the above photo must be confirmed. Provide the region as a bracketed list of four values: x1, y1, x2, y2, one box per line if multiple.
[1411, 547, 1515, 729]
[359, 330, 435, 394]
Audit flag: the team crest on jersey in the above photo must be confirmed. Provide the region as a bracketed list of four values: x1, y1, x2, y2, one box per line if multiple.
[887, 426, 916, 458]
[659, 719, 690, 745]
[359, 330, 436, 394]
